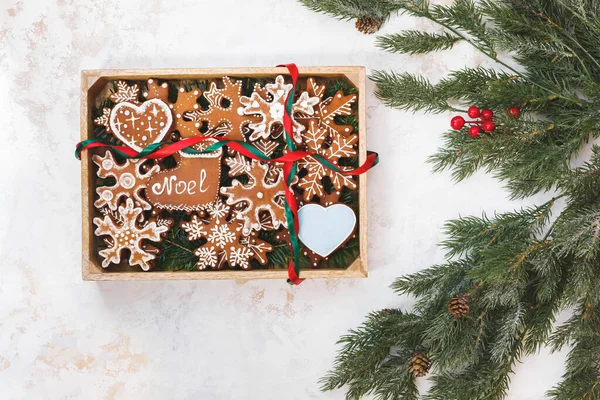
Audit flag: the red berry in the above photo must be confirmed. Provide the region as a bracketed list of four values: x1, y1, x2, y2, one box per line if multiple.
[507, 106, 521, 118]
[481, 109, 494, 120]
[450, 116, 465, 130]
[482, 120, 496, 132]
[467, 106, 481, 118]
[468, 126, 481, 138]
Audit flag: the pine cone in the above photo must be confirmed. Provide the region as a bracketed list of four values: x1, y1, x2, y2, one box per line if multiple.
[448, 294, 470, 318]
[355, 16, 382, 34]
[408, 352, 431, 378]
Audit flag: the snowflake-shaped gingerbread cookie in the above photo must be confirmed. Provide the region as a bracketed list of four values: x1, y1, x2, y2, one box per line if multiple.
[220, 159, 287, 235]
[295, 78, 358, 137]
[93, 150, 159, 211]
[240, 75, 319, 143]
[180, 200, 273, 270]
[94, 198, 170, 271]
[297, 120, 358, 201]
[185, 76, 261, 141]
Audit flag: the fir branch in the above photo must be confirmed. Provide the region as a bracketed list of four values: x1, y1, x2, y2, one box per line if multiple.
[302, 0, 600, 398]
[371, 70, 462, 113]
[299, 0, 404, 22]
[376, 31, 462, 54]
[320, 309, 423, 399]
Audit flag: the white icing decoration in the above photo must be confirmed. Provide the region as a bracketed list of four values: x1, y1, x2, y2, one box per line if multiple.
[297, 204, 356, 257]
[102, 159, 114, 170]
[119, 173, 135, 189]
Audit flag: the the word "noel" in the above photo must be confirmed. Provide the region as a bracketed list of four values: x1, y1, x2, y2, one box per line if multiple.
[150, 169, 211, 196]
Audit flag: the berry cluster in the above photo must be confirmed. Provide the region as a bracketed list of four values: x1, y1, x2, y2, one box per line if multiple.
[450, 106, 521, 138]
[451, 106, 495, 138]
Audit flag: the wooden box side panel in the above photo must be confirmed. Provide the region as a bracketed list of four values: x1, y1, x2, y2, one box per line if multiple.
[81, 66, 367, 281]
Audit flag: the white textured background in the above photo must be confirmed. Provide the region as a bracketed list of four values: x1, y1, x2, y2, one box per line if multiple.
[0, 0, 569, 399]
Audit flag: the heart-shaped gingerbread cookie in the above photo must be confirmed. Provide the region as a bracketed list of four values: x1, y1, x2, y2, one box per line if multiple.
[109, 99, 172, 151]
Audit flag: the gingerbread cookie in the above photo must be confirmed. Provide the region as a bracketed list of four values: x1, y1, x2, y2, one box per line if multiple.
[180, 201, 273, 270]
[224, 152, 251, 177]
[94, 108, 112, 133]
[318, 90, 357, 136]
[170, 86, 203, 138]
[220, 159, 287, 235]
[253, 138, 279, 157]
[93, 198, 170, 271]
[93, 81, 141, 133]
[93, 150, 159, 211]
[296, 78, 357, 137]
[185, 77, 260, 141]
[109, 99, 173, 151]
[110, 81, 140, 104]
[142, 79, 169, 103]
[146, 144, 223, 212]
[297, 120, 358, 201]
[240, 75, 319, 143]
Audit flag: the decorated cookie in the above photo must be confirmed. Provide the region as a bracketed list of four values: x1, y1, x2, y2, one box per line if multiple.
[146, 144, 223, 212]
[240, 75, 319, 143]
[93, 150, 159, 211]
[318, 90, 357, 136]
[220, 159, 287, 235]
[253, 138, 280, 157]
[297, 203, 356, 257]
[93, 81, 142, 133]
[180, 200, 273, 270]
[143, 79, 169, 103]
[224, 152, 251, 177]
[110, 81, 141, 104]
[297, 120, 358, 201]
[296, 78, 357, 137]
[170, 86, 203, 138]
[93, 198, 170, 270]
[94, 107, 112, 133]
[185, 77, 260, 141]
[109, 99, 173, 151]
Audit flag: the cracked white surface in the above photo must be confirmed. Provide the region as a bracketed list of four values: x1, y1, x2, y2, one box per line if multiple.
[0, 0, 567, 399]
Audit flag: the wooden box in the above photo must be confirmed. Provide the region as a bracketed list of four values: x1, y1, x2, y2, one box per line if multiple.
[81, 66, 367, 281]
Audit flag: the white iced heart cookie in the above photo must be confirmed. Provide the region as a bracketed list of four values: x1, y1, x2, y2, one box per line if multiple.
[109, 99, 173, 151]
[297, 204, 356, 257]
